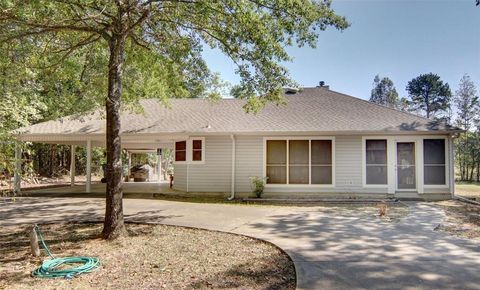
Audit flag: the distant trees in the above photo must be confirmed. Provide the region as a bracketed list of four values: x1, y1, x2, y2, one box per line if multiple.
[368, 73, 480, 182]
[370, 75, 399, 108]
[406, 73, 452, 119]
[453, 75, 479, 181]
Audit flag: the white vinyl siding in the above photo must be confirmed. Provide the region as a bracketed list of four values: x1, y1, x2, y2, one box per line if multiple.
[172, 134, 452, 200]
[234, 136, 263, 192]
[173, 136, 231, 192]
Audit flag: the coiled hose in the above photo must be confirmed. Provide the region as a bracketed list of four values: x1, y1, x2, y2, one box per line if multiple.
[31, 224, 100, 279]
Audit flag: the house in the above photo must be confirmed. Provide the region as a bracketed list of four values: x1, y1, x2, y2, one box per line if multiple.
[14, 87, 462, 200]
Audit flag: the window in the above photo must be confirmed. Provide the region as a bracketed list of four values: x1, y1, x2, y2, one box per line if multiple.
[175, 141, 186, 162]
[311, 140, 332, 184]
[174, 138, 205, 163]
[424, 139, 446, 185]
[289, 140, 309, 184]
[365, 140, 388, 185]
[266, 140, 287, 184]
[266, 138, 333, 185]
[192, 140, 203, 161]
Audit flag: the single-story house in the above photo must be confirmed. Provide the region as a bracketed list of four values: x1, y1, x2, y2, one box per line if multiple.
[14, 87, 462, 200]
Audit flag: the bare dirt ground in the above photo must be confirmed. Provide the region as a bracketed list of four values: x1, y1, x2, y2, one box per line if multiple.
[0, 223, 295, 290]
[435, 200, 480, 241]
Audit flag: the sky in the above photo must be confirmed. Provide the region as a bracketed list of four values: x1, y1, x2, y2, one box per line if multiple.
[202, 0, 480, 100]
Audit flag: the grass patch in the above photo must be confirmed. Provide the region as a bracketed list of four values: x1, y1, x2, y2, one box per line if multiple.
[0, 223, 295, 290]
[455, 182, 480, 200]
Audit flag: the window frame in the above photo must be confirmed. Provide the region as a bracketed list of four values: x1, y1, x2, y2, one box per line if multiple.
[263, 137, 335, 188]
[423, 138, 448, 187]
[364, 139, 389, 186]
[174, 140, 187, 163]
[362, 137, 390, 188]
[173, 137, 206, 164]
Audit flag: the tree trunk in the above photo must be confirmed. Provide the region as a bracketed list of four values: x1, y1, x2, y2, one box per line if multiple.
[477, 160, 480, 182]
[101, 34, 127, 240]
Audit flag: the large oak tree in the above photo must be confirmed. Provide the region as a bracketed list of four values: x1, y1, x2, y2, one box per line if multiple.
[0, 0, 348, 239]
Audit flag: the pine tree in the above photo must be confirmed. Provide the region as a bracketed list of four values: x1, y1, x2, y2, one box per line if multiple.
[369, 75, 399, 108]
[406, 73, 452, 119]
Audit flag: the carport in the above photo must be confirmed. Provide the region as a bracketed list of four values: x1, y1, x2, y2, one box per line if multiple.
[13, 131, 180, 194]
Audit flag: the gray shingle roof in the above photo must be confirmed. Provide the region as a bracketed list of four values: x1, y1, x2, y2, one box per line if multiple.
[16, 87, 461, 136]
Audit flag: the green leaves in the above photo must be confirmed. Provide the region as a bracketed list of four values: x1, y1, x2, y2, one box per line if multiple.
[370, 75, 400, 109]
[406, 73, 452, 119]
[1, 0, 348, 114]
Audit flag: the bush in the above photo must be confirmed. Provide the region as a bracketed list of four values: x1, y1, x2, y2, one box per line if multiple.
[250, 176, 267, 198]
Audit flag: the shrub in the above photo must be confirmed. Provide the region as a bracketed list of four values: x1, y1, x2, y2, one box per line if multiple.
[378, 201, 388, 217]
[250, 176, 267, 198]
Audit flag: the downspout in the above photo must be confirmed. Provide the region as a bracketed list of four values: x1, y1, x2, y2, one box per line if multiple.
[228, 134, 236, 200]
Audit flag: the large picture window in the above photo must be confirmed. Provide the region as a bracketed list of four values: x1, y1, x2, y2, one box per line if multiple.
[266, 139, 333, 185]
[365, 140, 388, 185]
[424, 139, 446, 185]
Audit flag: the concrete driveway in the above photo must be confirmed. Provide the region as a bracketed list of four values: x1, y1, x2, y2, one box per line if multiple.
[1, 197, 480, 290]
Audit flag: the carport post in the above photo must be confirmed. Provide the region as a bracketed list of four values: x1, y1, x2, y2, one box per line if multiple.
[70, 145, 76, 187]
[157, 150, 162, 181]
[13, 142, 21, 194]
[86, 140, 92, 193]
[127, 151, 131, 177]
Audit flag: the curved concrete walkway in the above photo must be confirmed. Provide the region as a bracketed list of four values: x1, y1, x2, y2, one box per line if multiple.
[1, 197, 480, 290]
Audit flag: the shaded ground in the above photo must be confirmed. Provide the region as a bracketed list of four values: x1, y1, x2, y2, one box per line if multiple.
[435, 200, 480, 240]
[2, 197, 480, 290]
[1, 175, 101, 195]
[456, 182, 480, 200]
[0, 223, 295, 290]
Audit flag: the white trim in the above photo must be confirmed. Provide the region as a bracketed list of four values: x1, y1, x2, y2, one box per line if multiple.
[263, 136, 335, 188]
[394, 139, 418, 192]
[362, 137, 389, 188]
[229, 134, 236, 199]
[449, 136, 456, 197]
[14, 143, 21, 193]
[361, 135, 450, 194]
[422, 137, 449, 189]
[173, 140, 187, 164]
[189, 137, 206, 164]
[70, 145, 76, 187]
[86, 139, 92, 193]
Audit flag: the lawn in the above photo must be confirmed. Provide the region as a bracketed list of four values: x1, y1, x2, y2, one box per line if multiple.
[0, 223, 295, 290]
[455, 182, 480, 200]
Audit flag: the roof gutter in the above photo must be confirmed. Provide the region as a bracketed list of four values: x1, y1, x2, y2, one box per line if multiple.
[228, 134, 236, 200]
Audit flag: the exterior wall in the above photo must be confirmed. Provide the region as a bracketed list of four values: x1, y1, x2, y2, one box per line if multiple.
[173, 134, 453, 200]
[173, 164, 187, 191]
[173, 136, 232, 192]
[234, 136, 263, 192]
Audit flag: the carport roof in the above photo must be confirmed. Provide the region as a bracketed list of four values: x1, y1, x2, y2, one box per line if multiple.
[15, 87, 462, 141]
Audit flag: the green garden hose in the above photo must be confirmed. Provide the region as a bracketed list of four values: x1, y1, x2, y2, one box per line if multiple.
[31, 225, 100, 279]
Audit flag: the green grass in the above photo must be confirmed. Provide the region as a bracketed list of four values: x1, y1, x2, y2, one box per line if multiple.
[455, 182, 480, 199]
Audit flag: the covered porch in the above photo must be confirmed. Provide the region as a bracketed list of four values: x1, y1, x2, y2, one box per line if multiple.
[13, 133, 182, 194]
